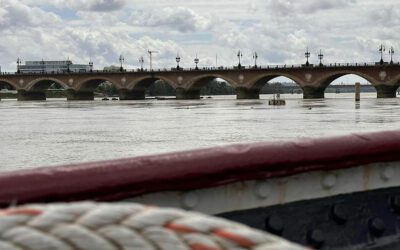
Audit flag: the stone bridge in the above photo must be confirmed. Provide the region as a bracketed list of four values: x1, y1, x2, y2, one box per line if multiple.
[1, 63, 400, 101]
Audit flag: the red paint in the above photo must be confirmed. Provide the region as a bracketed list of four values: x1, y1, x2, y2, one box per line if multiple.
[213, 229, 254, 248]
[0, 131, 399, 207]
[1, 208, 42, 216]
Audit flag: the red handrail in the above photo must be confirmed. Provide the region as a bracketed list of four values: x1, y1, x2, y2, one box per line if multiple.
[0, 130, 400, 207]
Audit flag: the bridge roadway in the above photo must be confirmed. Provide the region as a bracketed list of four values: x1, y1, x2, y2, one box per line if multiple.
[0, 63, 400, 101]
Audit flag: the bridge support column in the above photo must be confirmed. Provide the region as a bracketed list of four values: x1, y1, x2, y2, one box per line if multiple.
[17, 90, 46, 101]
[65, 89, 94, 101]
[119, 89, 145, 100]
[236, 87, 260, 99]
[375, 85, 398, 98]
[302, 86, 325, 99]
[176, 88, 200, 100]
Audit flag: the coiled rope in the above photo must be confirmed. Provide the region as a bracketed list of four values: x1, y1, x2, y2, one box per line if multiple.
[0, 202, 306, 250]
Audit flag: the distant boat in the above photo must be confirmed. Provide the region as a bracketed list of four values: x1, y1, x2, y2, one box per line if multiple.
[269, 93, 286, 106]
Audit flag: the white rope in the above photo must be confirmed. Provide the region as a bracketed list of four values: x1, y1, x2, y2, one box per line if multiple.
[0, 202, 307, 250]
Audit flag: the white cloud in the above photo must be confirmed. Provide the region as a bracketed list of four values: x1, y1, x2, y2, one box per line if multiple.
[54, 0, 127, 12]
[131, 7, 213, 33]
[0, 0, 400, 72]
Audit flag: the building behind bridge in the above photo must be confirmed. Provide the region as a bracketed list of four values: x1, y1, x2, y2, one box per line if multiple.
[19, 60, 90, 74]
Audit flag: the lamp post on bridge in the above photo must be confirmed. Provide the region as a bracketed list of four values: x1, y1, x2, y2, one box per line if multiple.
[176, 54, 181, 70]
[318, 50, 324, 67]
[89, 60, 93, 72]
[194, 54, 199, 70]
[379, 44, 386, 65]
[66, 58, 72, 73]
[17, 58, 22, 74]
[41, 59, 45, 74]
[138, 56, 144, 71]
[389, 47, 395, 65]
[119, 54, 124, 72]
[305, 47, 310, 67]
[237, 50, 243, 69]
[253, 52, 258, 68]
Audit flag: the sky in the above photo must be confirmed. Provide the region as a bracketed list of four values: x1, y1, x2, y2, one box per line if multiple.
[0, 0, 399, 83]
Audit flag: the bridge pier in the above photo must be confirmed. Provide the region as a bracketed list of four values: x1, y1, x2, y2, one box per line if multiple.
[302, 86, 325, 99]
[17, 90, 46, 101]
[236, 87, 260, 99]
[176, 88, 200, 100]
[65, 89, 94, 101]
[375, 85, 398, 98]
[119, 89, 145, 100]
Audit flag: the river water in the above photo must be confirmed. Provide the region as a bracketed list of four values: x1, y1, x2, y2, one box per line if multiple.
[1, 93, 400, 171]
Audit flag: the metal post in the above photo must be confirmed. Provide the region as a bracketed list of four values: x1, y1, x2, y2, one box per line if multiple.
[305, 48, 310, 67]
[355, 82, 361, 101]
[379, 44, 385, 65]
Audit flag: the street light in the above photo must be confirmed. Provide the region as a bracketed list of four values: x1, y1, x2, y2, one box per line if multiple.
[389, 47, 395, 65]
[89, 60, 93, 72]
[379, 44, 386, 65]
[176, 53, 181, 70]
[138, 56, 144, 71]
[253, 52, 258, 68]
[318, 50, 324, 67]
[17, 58, 22, 74]
[119, 54, 124, 72]
[305, 47, 310, 67]
[194, 54, 199, 70]
[66, 59, 72, 73]
[237, 50, 243, 69]
[41, 59, 45, 74]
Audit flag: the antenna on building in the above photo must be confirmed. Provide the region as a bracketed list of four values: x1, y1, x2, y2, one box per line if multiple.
[147, 50, 158, 71]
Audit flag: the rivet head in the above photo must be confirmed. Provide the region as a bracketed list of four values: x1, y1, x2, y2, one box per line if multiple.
[307, 229, 324, 249]
[331, 204, 348, 225]
[368, 218, 385, 237]
[255, 182, 271, 199]
[181, 192, 199, 209]
[321, 174, 337, 190]
[265, 215, 284, 235]
[381, 166, 394, 181]
[390, 195, 400, 214]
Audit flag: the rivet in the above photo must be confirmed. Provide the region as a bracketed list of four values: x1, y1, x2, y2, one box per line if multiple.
[321, 174, 337, 190]
[265, 215, 284, 235]
[181, 192, 199, 209]
[307, 229, 324, 249]
[368, 218, 385, 237]
[331, 204, 348, 225]
[390, 195, 400, 214]
[255, 182, 272, 199]
[381, 166, 394, 181]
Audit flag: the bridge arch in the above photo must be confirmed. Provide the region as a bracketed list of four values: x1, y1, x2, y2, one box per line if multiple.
[247, 73, 304, 89]
[127, 76, 177, 90]
[0, 79, 18, 90]
[314, 70, 378, 88]
[76, 76, 122, 91]
[185, 74, 239, 90]
[26, 78, 69, 91]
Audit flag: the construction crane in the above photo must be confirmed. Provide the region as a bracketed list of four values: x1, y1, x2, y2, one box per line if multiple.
[148, 50, 158, 71]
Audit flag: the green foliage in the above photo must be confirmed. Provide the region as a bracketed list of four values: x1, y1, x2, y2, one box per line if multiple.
[95, 82, 119, 96]
[148, 81, 175, 96]
[200, 80, 235, 95]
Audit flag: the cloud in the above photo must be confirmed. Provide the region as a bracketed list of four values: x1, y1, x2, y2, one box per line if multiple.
[131, 7, 213, 33]
[0, 1, 60, 30]
[54, 0, 126, 12]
